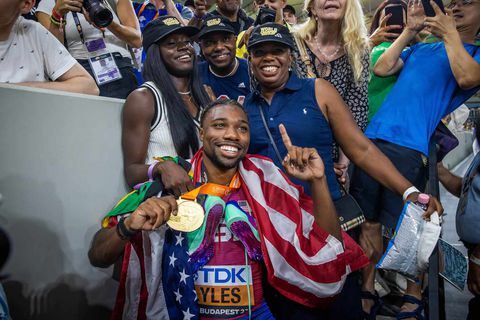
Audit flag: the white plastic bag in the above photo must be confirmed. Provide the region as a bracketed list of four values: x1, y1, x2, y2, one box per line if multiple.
[377, 203, 441, 278]
[417, 212, 441, 272]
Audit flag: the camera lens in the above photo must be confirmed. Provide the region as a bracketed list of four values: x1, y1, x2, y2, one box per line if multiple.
[92, 8, 113, 28]
[83, 0, 113, 28]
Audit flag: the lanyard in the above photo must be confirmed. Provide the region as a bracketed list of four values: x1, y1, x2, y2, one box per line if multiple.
[72, 12, 105, 44]
[181, 172, 241, 201]
[137, 1, 159, 20]
[137, 1, 158, 20]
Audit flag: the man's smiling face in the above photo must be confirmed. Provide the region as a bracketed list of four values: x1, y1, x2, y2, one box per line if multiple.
[200, 103, 250, 170]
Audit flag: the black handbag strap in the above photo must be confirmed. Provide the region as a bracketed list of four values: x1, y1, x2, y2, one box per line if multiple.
[258, 102, 349, 196]
[258, 103, 284, 164]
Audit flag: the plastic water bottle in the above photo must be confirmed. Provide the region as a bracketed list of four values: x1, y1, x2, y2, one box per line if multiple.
[416, 193, 430, 211]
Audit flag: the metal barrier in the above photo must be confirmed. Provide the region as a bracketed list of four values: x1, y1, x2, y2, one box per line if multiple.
[427, 138, 445, 320]
[0, 84, 127, 318]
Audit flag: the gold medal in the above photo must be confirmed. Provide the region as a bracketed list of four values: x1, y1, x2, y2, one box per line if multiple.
[167, 199, 205, 232]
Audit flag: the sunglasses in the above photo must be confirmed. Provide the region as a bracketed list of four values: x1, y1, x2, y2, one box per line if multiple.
[447, 0, 476, 8]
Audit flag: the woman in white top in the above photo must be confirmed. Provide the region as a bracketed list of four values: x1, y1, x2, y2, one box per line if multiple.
[122, 16, 213, 196]
[36, 0, 141, 98]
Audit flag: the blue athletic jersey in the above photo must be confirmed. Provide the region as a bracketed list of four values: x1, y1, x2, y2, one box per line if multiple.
[198, 58, 251, 105]
[366, 42, 480, 155]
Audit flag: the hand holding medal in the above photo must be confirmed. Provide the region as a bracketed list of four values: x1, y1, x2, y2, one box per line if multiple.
[126, 170, 242, 233]
[124, 195, 204, 233]
[125, 196, 179, 231]
[167, 172, 242, 232]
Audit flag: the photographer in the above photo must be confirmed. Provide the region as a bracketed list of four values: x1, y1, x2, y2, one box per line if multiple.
[236, 0, 288, 59]
[36, 0, 141, 99]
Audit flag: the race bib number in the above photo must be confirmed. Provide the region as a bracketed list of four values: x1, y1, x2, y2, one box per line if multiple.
[195, 265, 254, 318]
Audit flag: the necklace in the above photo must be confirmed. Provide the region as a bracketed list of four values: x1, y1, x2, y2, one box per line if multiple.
[314, 36, 341, 61]
[208, 58, 239, 78]
[312, 36, 342, 78]
[178, 90, 191, 95]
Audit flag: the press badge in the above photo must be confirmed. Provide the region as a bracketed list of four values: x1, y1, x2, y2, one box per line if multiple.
[85, 38, 122, 85]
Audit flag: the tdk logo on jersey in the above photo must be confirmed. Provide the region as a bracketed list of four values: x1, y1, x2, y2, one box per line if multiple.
[195, 265, 254, 308]
[196, 266, 249, 285]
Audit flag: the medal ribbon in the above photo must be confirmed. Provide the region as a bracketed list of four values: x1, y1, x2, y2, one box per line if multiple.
[180, 172, 241, 201]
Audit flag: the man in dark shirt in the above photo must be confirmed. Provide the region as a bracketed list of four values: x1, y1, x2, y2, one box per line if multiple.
[190, 0, 253, 35]
[197, 16, 251, 104]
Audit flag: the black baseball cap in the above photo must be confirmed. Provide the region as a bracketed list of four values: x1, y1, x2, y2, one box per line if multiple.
[247, 23, 294, 51]
[284, 4, 296, 15]
[142, 16, 199, 52]
[197, 16, 235, 39]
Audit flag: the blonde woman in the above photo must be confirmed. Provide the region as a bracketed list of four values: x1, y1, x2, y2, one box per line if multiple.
[293, 0, 370, 133]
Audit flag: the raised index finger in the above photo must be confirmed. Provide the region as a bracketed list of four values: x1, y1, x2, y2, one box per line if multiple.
[279, 124, 293, 151]
[430, 0, 443, 15]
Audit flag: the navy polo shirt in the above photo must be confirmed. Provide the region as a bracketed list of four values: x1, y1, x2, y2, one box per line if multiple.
[244, 73, 341, 199]
[198, 58, 251, 105]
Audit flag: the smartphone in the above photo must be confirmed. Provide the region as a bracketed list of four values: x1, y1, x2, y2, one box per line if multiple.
[384, 5, 404, 35]
[421, 0, 445, 17]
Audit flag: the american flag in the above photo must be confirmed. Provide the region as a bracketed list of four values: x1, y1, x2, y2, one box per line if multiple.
[112, 227, 199, 320]
[108, 151, 368, 319]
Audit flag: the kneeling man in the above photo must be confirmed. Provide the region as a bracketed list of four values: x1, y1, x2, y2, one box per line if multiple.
[89, 99, 368, 319]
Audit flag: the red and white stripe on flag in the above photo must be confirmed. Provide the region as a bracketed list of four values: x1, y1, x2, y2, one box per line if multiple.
[112, 229, 171, 320]
[238, 155, 369, 307]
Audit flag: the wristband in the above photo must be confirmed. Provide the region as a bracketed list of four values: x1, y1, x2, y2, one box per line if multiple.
[470, 255, 480, 267]
[116, 216, 137, 240]
[403, 186, 420, 202]
[147, 160, 159, 181]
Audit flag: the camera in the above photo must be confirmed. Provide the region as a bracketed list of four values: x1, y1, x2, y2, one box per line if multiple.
[83, 0, 113, 28]
[254, 7, 276, 26]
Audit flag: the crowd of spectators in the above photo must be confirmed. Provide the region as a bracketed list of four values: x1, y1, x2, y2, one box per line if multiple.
[1, 0, 480, 319]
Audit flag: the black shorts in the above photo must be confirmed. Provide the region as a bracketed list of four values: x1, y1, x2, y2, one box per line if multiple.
[350, 139, 427, 229]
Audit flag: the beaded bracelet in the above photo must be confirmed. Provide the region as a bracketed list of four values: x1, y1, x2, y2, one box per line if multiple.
[51, 8, 64, 21]
[50, 15, 65, 27]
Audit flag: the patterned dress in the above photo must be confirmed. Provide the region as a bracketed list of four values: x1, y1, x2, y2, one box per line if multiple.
[293, 42, 370, 132]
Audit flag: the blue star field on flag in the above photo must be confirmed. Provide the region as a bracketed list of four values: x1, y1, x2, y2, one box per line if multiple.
[162, 229, 199, 319]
